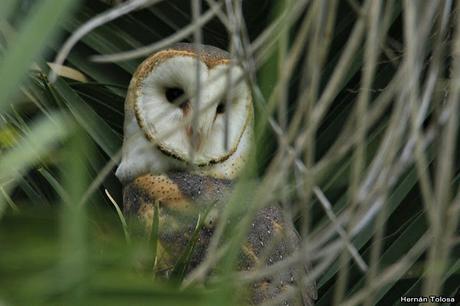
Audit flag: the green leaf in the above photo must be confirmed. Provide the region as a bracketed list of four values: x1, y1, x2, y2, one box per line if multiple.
[0, 111, 73, 215]
[0, 0, 78, 111]
[50, 78, 121, 156]
[0, 0, 15, 21]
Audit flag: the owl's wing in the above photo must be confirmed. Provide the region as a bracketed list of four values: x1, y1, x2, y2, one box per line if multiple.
[241, 206, 317, 306]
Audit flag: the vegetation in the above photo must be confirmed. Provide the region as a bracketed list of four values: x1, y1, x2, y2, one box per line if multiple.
[0, 0, 459, 305]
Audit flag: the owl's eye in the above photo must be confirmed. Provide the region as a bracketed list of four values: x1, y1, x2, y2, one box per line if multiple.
[165, 87, 187, 108]
[216, 101, 226, 114]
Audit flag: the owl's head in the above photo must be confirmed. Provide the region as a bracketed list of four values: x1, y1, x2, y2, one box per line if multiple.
[116, 43, 253, 184]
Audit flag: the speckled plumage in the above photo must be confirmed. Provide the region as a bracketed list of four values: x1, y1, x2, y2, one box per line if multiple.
[123, 172, 316, 305]
[117, 43, 316, 305]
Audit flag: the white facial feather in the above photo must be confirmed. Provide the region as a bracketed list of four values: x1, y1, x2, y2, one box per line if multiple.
[202, 64, 250, 158]
[115, 104, 185, 183]
[116, 52, 253, 183]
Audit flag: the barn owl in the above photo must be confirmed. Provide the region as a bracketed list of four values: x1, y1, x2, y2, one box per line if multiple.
[116, 43, 316, 305]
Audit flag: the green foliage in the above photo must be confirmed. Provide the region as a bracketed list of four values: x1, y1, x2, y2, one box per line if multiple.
[0, 1, 459, 306]
[0, 0, 78, 110]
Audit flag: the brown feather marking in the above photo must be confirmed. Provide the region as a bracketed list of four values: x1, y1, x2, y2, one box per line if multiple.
[241, 244, 260, 266]
[271, 219, 284, 236]
[129, 174, 190, 212]
[133, 44, 231, 84]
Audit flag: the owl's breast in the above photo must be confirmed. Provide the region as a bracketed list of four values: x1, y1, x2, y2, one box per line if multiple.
[122, 172, 233, 273]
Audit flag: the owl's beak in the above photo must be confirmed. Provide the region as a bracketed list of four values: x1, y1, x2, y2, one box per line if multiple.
[186, 125, 201, 150]
[187, 107, 215, 152]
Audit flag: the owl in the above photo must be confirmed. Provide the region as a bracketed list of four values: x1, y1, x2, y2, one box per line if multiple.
[115, 43, 316, 305]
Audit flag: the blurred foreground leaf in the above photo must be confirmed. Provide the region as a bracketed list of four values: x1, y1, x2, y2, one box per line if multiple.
[0, 111, 73, 215]
[0, 0, 78, 111]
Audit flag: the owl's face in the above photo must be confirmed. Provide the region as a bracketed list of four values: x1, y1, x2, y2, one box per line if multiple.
[116, 44, 253, 183]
